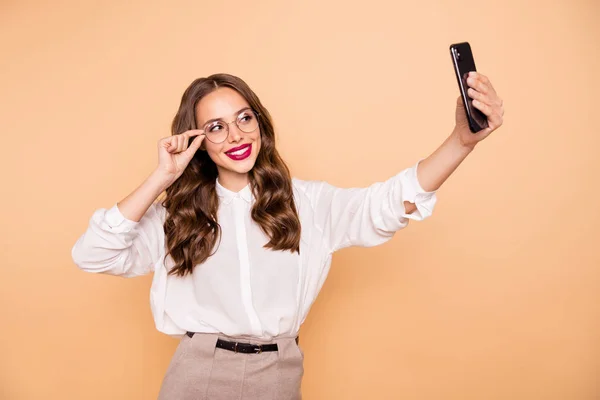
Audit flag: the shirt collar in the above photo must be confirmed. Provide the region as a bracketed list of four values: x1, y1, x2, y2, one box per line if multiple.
[215, 178, 253, 205]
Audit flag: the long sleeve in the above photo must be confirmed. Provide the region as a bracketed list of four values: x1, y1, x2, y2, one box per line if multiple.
[294, 160, 437, 253]
[71, 202, 166, 277]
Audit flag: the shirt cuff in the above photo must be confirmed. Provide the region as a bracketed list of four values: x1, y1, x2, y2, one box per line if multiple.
[101, 203, 140, 233]
[398, 159, 437, 221]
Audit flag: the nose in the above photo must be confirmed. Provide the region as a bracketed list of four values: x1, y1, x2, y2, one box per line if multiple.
[227, 121, 242, 144]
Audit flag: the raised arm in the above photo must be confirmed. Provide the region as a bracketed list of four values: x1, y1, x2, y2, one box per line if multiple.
[297, 72, 503, 253]
[71, 130, 205, 277]
[294, 161, 436, 253]
[411, 71, 504, 206]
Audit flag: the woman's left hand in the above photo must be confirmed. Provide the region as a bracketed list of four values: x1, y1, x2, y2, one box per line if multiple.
[453, 72, 504, 148]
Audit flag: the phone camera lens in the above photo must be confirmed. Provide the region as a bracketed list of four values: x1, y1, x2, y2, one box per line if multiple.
[457, 51, 461, 60]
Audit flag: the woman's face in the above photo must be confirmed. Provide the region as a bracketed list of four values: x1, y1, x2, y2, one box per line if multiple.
[195, 87, 261, 184]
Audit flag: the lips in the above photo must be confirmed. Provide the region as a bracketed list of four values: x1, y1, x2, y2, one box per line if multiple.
[225, 143, 252, 161]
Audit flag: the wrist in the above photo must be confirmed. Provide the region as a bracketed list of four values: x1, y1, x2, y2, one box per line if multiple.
[450, 128, 477, 153]
[149, 169, 175, 193]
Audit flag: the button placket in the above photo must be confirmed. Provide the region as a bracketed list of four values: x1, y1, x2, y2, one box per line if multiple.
[232, 198, 263, 336]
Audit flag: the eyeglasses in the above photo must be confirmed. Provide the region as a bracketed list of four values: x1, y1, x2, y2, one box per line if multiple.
[197, 108, 260, 144]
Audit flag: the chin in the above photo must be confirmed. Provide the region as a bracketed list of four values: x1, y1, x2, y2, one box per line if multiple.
[228, 159, 257, 174]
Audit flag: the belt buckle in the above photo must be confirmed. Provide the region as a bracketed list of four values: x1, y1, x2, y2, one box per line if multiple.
[255, 344, 262, 354]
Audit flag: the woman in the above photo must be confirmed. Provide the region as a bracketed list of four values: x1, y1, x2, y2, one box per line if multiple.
[71, 72, 503, 399]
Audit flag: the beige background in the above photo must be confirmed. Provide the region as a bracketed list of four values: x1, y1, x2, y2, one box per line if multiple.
[1, 0, 599, 399]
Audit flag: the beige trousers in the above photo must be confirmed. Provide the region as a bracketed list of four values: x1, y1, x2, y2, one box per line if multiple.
[157, 332, 304, 400]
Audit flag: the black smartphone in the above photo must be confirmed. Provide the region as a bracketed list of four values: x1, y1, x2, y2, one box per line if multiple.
[449, 42, 488, 133]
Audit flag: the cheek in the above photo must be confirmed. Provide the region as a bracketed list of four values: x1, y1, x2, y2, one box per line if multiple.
[254, 132, 262, 153]
[205, 143, 226, 165]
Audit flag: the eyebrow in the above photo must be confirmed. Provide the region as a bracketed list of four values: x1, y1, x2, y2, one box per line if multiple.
[201, 107, 252, 126]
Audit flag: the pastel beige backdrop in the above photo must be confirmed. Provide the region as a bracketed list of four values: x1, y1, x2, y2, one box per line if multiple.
[1, 0, 598, 399]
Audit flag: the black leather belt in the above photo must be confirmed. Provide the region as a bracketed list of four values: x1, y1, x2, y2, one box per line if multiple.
[186, 332, 299, 354]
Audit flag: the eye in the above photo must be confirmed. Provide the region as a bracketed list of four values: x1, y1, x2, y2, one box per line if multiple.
[238, 112, 254, 124]
[207, 122, 224, 132]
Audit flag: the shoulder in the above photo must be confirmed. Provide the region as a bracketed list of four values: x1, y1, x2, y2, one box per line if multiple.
[292, 177, 324, 201]
[292, 177, 338, 209]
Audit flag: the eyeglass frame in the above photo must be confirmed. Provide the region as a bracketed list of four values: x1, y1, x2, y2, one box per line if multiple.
[194, 108, 261, 144]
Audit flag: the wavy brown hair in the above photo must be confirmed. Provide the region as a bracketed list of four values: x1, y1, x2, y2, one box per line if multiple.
[162, 73, 300, 277]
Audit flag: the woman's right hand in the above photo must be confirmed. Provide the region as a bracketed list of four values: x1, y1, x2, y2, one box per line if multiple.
[156, 130, 205, 185]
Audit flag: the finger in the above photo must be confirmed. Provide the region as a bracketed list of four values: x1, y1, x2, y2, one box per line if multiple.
[478, 126, 494, 136]
[469, 84, 505, 120]
[473, 99, 503, 129]
[487, 114, 503, 131]
[177, 134, 186, 153]
[466, 75, 488, 95]
[187, 129, 205, 137]
[172, 135, 180, 153]
[179, 130, 203, 152]
[472, 99, 493, 117]
[467, 87, 483, 101]
[160, 136, 179, 153]
[158, 137, 169, 151]
[180, 134, 190, 152]
[171, 136, 180, 153]
[167, 136, 178, 153]
[467, 72, 496, 96]
[183, 134, 205, 157]
[476, 73, 497, 94]
[467, 87, 502, 109]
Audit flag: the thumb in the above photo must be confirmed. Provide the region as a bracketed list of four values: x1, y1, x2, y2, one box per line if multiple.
[183, 134, 205, 158]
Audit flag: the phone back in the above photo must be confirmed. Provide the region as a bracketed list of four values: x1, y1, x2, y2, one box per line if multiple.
[450, 42, 488, 132]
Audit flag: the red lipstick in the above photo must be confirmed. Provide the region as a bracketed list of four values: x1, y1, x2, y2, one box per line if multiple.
[225, 143, 252, 161]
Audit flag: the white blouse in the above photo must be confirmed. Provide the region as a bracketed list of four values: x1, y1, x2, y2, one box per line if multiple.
[71, 161, 437, 340]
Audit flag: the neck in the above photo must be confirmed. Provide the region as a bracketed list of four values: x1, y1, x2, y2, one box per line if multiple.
[217, 169, 250, 192]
